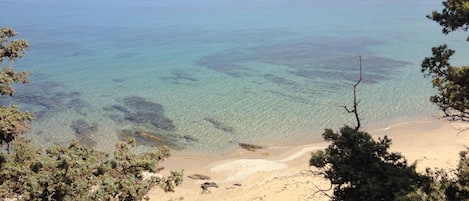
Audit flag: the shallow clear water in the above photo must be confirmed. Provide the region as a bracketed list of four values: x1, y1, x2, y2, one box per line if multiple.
[2, 0, 469, 154]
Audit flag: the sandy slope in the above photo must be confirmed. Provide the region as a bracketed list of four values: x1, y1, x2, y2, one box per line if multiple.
[148, 119, 469, 201]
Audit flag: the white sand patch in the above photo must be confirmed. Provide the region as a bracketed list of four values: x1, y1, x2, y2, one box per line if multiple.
[210, 159, 288, 182]
[276, 145, 327, 163]
[209, 144, 327, 182]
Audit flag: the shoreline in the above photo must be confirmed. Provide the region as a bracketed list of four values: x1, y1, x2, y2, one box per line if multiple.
[149, 118, 469, 201]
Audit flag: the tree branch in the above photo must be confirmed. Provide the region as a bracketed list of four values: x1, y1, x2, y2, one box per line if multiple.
[309, 167, 333, 199]
[341, 56, 362, 130]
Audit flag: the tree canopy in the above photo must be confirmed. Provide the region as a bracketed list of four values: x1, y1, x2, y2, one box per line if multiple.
[428, 0, 469, 40]
[422, 0, 469, 121]
[0, 27, 34, 150]
[309, 57, 429, 200]
[310, 126, 427, 201]
[0, 138, 183, 200]
[407, 1, 469, 200]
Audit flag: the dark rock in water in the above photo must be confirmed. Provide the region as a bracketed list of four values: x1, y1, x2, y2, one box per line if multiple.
[162, 70, 199, 83]
[13, 89, 87, 118]
[204, 117, 234, 133]
[124, 112, 149, 124]
[106, 96, 176, 131]
[106, 96, 179, 148]
[111, 105, 130, 113]
[263, 73, 296, 86]
[70, 119, 98, 147]
[54, 91, 68, 98]
[70, 119, 98, 136]
[122, 111, 176, 131]
[54, 91, 80, 100]
[108, 114, 125, 124]
[183, 135, 199, 142]
[77, 135, 97, 148]
[66, 98, 90, 109]
[35, 130, 44, 135]
[34, 110, 48, 121]
[123, 96, 164, 114]
[188, 174, 211, 180]
[239, 143, 264, 151]
[102, 106, 114, 111]
[69, 91, 81, 97]
[66, 98, 91, 115]
[17, 94, 63, 110]
[119, 129, 181, 149]
[112, 78, 126, 83]
[36, 81, 65, 90]
[0, 79, 91, 122]
[151, 116, 175, 130]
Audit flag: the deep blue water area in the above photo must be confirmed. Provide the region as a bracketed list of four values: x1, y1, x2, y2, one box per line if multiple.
[2, 0, 468, 154]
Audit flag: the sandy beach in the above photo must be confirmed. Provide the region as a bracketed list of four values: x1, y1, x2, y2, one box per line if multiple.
[148, 119, 469, 201]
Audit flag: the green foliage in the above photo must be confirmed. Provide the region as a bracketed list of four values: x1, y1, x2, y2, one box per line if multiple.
[0, 105, 34, 149]
[421, 45, 469, 121]
[0, 27, 34, 148]
[0, 27, 29, 63]
[434, 150, 469, 200]
[400, 150, 469, 201]
[310, 126, 428, 201]
[406, 1, 469, 199]
[452, 150, 469, 199]
[428, 0, 469, 40]
[0, 137, 183, 200]
[422, 0, 469, 122]
[0, 27, 31, 95]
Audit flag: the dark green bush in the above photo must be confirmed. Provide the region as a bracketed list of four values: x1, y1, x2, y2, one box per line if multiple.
[310, 126, 428, 201]
[0, 137, 183, 201]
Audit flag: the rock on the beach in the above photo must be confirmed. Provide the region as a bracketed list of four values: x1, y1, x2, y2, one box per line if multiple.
[201, 182, 219, 193]
[239, 143, 264, 151]
[188, 174, 211, 180]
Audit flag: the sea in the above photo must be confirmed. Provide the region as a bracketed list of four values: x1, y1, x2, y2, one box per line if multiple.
[2, 0, 469, 154]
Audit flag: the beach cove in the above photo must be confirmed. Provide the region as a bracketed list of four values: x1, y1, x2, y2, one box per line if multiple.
[2, 0, 469, 199]
[151, 119, 469, 200]
[3, 0, 469, 155]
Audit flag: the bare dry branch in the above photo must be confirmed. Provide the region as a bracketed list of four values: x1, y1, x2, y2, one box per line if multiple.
[309, 167, 333, 199]
[339, 56, 362, 130]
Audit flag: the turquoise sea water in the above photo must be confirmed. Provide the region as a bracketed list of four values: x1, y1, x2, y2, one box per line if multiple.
[2, 0, 469, 154]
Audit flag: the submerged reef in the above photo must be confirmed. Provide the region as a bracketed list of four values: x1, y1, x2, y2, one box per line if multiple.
[65, 98, 91, 115]
[70, 119, 98, 147]
[117, 96, 176, 131]
[162, 70, 199, 84]
[204, 117, 235, 133]
[0, 80, 91, 121]
[104, 96, 188, 149]
[70, 119, 98, 136]
[197, 37, 411, 85]
[118, 129, 182, 150]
